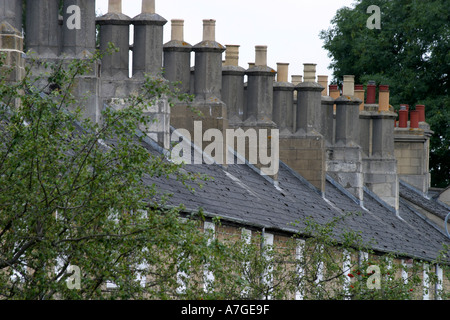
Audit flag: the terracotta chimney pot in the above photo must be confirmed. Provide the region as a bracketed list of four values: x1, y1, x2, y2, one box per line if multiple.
[415, 105, 425, 122]
[366, 81, 376, 104]
[410, 110, 419, 128]
[398, 106, 408, 128]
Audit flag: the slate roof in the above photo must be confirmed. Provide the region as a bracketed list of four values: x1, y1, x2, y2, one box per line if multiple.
[140, 134, 450, 263]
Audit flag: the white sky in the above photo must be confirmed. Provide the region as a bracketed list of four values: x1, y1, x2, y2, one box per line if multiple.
[96, 0, 357, 80]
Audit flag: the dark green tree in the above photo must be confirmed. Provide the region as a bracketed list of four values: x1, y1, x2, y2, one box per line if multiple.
[320, 0, 450, 187]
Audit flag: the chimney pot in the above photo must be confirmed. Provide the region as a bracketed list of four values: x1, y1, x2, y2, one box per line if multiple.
[354, 84, 365, 111]
[171, 19, 184, 41]
[108, 0, 122, 13]
[366, 81, 376, 104]
[291, 75, 303, 84]
[142, 0, 156, 14]
[203, 19, 216, 42]
[224, 45, 240, 67]
[342, 75, 355, 96]
[398, 109, 408, 128]
[378, 84, 390, 111]
[255, 45, 268, 66]
[410, 110, 419, 128]
[303, 63, 317, 82]
[317, 75, 328, 96]
[415, 105, 425, 122]
[276, 63, 289, 82]
[329, 84, 340, 99]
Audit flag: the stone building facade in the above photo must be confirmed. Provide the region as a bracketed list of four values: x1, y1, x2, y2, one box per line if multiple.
[1, 0, 449, 299]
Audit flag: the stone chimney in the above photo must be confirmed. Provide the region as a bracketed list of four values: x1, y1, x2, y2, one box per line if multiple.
[278, 63, 326, 192]
[97, 0, 131, 78]
[25, 0, 60, 58]
[0, 0, 22, 32]
[171, 19, 227, 153]
[0, 21, 24, 111]
[356, 81, 399, 210]
[394, 103, 433, 194]
[295, 63, 324, 134]
[133, 0, 168, 78]
[236, 45, 279, 178]
[0, 21, 25, 83]
[163, 20, 192, 93]
[222, 45, 245, 125]
[273, 63, 295, 133]
[191, 20, 225, 103]
[326, 80, 364, 202]
[244, 46, 275, 124]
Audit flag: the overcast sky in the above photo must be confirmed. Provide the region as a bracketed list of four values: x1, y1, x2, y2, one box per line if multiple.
[96, 0, 357, 80]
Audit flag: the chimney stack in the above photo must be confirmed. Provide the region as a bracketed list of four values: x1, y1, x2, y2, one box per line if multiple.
[0, 0, 22, 32]
[273, 63, 295, 132]
[222, 45, 245, 124]
[97, 0, 131, 78]
[163, 19, 192, 93]
[25, 0, 60, 58]
[295, 63, 324, 133]
[62, 0, 96, 57]
[192, 19, 225, 102]
[244, 45, 276, 124]
[279, 64, 326, 192]
[132, 0, 167, 78]
[0, 21, 25, 84]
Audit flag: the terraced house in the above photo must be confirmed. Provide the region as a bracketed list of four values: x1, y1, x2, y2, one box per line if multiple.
[0, 0, 449, 299]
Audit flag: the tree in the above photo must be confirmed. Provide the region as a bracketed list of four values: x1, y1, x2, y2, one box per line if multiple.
[0, 50, 210, 299]
[320, 0, 450, 187]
